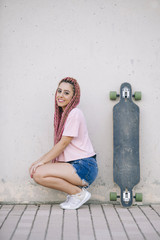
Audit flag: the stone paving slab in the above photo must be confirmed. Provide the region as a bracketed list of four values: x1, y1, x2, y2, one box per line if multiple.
[0, 204, 160, 240]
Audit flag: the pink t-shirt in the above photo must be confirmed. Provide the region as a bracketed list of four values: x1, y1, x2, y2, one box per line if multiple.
[56, 108, 96, 162]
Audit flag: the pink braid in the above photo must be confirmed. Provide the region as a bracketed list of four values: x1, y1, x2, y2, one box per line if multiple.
[54, 77, 80, 144]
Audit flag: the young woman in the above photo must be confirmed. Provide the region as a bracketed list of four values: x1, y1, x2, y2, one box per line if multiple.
[29, 77, 98, 210]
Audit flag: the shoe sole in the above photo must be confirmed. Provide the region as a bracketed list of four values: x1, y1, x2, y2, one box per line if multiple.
[62, 192, 91, 210]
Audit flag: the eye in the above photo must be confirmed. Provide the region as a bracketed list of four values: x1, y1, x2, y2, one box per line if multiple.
[57, 89, 62, 93]
[64, 91, 70, 95]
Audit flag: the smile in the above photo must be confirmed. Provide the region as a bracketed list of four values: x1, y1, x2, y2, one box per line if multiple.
[58, 99, 65, 103]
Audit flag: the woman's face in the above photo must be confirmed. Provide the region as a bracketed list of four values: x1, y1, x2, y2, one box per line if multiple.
[56, 82, 74, 111]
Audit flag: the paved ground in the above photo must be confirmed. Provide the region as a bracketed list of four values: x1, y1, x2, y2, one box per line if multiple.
[0, 204, 160, 240]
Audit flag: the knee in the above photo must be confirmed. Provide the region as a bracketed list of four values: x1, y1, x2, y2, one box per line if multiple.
[33, 171, 44, 184]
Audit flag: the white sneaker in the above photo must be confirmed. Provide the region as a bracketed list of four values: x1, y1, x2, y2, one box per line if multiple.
[60, 189, 91, 210]
[60, 195, 71, 208]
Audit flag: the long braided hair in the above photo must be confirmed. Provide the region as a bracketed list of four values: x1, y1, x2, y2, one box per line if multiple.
[54, 77, 81, 144]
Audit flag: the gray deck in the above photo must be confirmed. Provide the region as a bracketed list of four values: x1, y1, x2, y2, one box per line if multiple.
[0, 204, 160, 240]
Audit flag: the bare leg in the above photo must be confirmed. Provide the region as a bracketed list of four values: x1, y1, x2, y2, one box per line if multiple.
[32, 162, 87, 195]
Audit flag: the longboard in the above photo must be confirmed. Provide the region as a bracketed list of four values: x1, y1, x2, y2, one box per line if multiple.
[110, 82, 142, 207]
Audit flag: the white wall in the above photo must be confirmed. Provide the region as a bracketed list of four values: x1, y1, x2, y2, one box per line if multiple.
[0, 0, 160, 204]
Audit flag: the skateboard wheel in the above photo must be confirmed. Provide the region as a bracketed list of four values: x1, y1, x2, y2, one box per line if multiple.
[110, 192, 117, 201]
[135, 193, 143, 202]
[110, 91, 117, 100]
[134, 92, 142, 100]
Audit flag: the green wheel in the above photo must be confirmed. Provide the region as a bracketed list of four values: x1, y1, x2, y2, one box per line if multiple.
[110, 91, 117, 100]
[110, 192, 117, 201]
[134, 92, 142, 100]
[135, 193, 143, 202]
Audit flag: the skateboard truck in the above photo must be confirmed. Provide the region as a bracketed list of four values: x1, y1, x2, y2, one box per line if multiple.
[123, 189, 131, 203]
[110, 190, 142, 206]
[122, 87, 130, 99]
[110, 86, 142, 101]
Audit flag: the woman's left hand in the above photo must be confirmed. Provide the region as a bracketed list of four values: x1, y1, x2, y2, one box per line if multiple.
[29, 161, 44, 178]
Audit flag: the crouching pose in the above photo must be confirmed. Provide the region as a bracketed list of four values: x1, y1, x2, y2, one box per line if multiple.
[29, 77, 98, 210]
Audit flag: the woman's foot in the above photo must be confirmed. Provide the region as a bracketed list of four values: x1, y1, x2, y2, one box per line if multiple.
[60, 195, 71, 208]
[60, 188, 91, 210]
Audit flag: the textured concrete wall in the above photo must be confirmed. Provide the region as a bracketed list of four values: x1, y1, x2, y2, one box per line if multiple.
[0, 0, 160, 204]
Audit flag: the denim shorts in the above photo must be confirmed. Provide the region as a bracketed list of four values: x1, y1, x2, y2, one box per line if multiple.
[68, 155, 98, 186]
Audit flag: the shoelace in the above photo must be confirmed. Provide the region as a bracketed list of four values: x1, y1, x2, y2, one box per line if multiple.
[69, 191, 85, 204]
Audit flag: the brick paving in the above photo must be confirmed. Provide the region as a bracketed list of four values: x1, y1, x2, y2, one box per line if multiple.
[0, 204, 160, 240]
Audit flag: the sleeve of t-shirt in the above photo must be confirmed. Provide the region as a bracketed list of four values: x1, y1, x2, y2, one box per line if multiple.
[62, 109, 80, 137]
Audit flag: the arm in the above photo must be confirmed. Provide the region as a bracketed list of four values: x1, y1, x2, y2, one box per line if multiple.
[29, 136, 73, 177]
